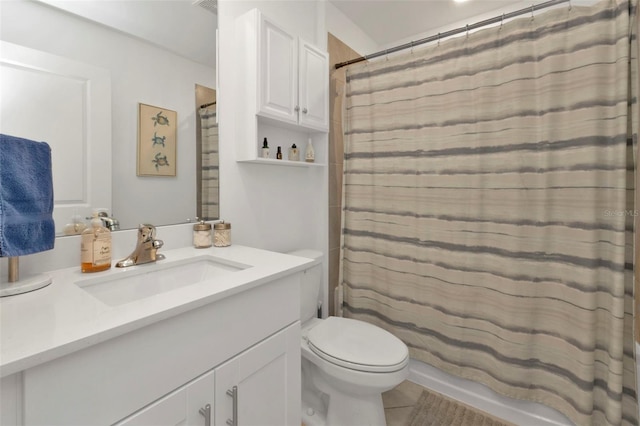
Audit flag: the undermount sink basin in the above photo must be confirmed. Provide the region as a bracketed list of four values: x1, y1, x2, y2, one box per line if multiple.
[75, 256, 249, 306]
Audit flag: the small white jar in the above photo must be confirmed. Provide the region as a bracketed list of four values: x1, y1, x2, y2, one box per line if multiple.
[193, 220, 212, 248]
[214, 221, 231, 247]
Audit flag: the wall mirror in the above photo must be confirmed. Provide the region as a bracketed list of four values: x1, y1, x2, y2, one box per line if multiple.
[0, 0, 218, 235]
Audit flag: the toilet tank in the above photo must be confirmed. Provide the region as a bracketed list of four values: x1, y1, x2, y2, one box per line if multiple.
[287, 249, 323, 322]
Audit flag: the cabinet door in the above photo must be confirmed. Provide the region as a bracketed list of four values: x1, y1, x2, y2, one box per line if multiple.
[116, 370, 215, 426]
[1, 374, 21, 426]
[259, 16, 297, 125]
[298, 39, 329, 131]
[214, 323, 301, 426]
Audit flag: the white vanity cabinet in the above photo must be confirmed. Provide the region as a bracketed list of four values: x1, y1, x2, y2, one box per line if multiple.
[117, 323, 299, 426]
[258, 14, 328, 132]
[4, 272, 301, 426]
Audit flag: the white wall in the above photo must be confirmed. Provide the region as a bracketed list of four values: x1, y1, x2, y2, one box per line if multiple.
[39, 0, 217, 68]
[0, 0, 216, 230]
[218, 0, 328, 312]
[325, 1, 378, 57]
[218, 0, 327, 252]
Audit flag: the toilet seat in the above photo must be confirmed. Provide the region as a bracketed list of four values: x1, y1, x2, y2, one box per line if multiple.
[306, 317, 409, 373]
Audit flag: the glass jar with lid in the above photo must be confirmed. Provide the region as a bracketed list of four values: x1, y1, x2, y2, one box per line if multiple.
[214, 221, 231, 247]
[193, 220, 212, 248]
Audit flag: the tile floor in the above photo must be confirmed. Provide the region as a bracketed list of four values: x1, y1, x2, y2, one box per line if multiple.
[382, 380, 426, 425]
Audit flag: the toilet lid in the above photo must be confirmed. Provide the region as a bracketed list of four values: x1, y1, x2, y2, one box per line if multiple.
[307, 317, 409, 373]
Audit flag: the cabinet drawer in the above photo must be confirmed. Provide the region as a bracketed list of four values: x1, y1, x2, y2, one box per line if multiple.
[115, 370, 214, 426]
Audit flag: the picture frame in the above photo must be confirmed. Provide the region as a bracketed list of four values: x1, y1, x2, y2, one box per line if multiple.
[137, 103, 177, 177]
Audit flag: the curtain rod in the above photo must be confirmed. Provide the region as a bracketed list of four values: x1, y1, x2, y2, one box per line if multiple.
[334, 0, 570, 69]
[200, 101, 217, 109]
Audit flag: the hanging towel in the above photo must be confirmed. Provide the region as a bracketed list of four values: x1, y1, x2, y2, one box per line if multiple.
[0, 134, 55, 257]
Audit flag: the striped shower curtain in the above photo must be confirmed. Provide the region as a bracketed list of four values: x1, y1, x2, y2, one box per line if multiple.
[199, 107, 219, 220]
[341, 0, 639, 424]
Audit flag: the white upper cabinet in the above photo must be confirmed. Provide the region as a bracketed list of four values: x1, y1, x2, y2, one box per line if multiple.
[259, 18, 297, 125]
[257, 13, 328, 132]
[234, 9, 329, 164]
[298, 40, 329, 131]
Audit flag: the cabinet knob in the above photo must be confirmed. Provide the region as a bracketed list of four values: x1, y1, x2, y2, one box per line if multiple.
[294, 105, 300, 112]
[226, 385, 238, 426]
[302, 108, 308, 114]
[199, 404, 211, 426]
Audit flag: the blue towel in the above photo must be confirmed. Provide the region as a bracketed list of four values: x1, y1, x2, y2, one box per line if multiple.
[0, 134, 55, 257]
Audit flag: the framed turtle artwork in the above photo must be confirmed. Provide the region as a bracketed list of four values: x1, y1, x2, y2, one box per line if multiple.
[137, 103, 177, 176]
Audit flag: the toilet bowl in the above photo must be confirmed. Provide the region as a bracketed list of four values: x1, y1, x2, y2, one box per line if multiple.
[288, 250, 409, 426]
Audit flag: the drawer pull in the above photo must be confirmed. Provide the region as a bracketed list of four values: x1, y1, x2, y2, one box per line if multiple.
[199, 403, 211, 426]
[226, 385, 238, 426]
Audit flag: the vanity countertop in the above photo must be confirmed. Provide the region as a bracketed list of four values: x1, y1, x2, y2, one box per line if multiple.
[0, 245, 314, 378]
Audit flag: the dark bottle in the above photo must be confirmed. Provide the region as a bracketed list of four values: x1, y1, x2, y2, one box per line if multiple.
[276, 146, 283, 160]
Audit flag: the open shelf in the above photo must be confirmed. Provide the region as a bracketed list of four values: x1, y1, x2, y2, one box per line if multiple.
[238, 158, 324, 167]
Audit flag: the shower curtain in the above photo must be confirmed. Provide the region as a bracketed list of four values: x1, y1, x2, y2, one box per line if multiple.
[199, 107, 219, 220]
[341, 0, 638, 424]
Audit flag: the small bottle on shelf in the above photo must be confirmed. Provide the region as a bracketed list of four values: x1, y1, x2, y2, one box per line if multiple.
[289, 144, 299, 161]
[305, 138, 315, 163]
[261, 137, 270, 158]
[276, 146, 283, 160]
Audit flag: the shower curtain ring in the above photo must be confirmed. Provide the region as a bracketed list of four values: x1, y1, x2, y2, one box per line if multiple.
[385, 49, 389, 61]
[500, 13, 504, 29]
[437, 32, 441, 46]
[568, 0, 572, 11]
[466, 24, 469, 37]
[410, 40, 415, 54]
[530, 4, 535, 20]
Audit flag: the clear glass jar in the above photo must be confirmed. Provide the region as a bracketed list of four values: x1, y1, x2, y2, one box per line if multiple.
[214, 221, 231, 247]
[193, 220, 212, 248]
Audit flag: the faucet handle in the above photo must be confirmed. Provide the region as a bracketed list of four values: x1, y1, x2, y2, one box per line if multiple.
[152, 239, 164, 249]
[137, 224, 158, 241]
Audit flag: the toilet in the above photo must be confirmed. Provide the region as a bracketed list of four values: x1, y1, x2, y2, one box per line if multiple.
[289, 250, 409, 426]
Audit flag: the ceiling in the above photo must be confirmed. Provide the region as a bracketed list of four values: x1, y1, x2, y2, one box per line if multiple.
[328, 0, 525, 47]
[39, 0, 217, 67]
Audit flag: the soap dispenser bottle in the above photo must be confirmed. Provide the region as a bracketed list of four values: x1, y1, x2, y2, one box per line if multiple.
[81, 210, 112, 273]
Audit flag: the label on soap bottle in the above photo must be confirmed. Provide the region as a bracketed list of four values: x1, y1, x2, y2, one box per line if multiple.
[81, 233, 111, 266]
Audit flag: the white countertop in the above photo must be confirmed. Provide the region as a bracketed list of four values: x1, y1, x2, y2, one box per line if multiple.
[0, 245, 313, 378]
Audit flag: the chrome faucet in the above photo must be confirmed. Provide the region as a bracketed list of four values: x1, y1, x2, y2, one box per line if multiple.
[97, 211, 120, 231]
[116, 224, 164, 268]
